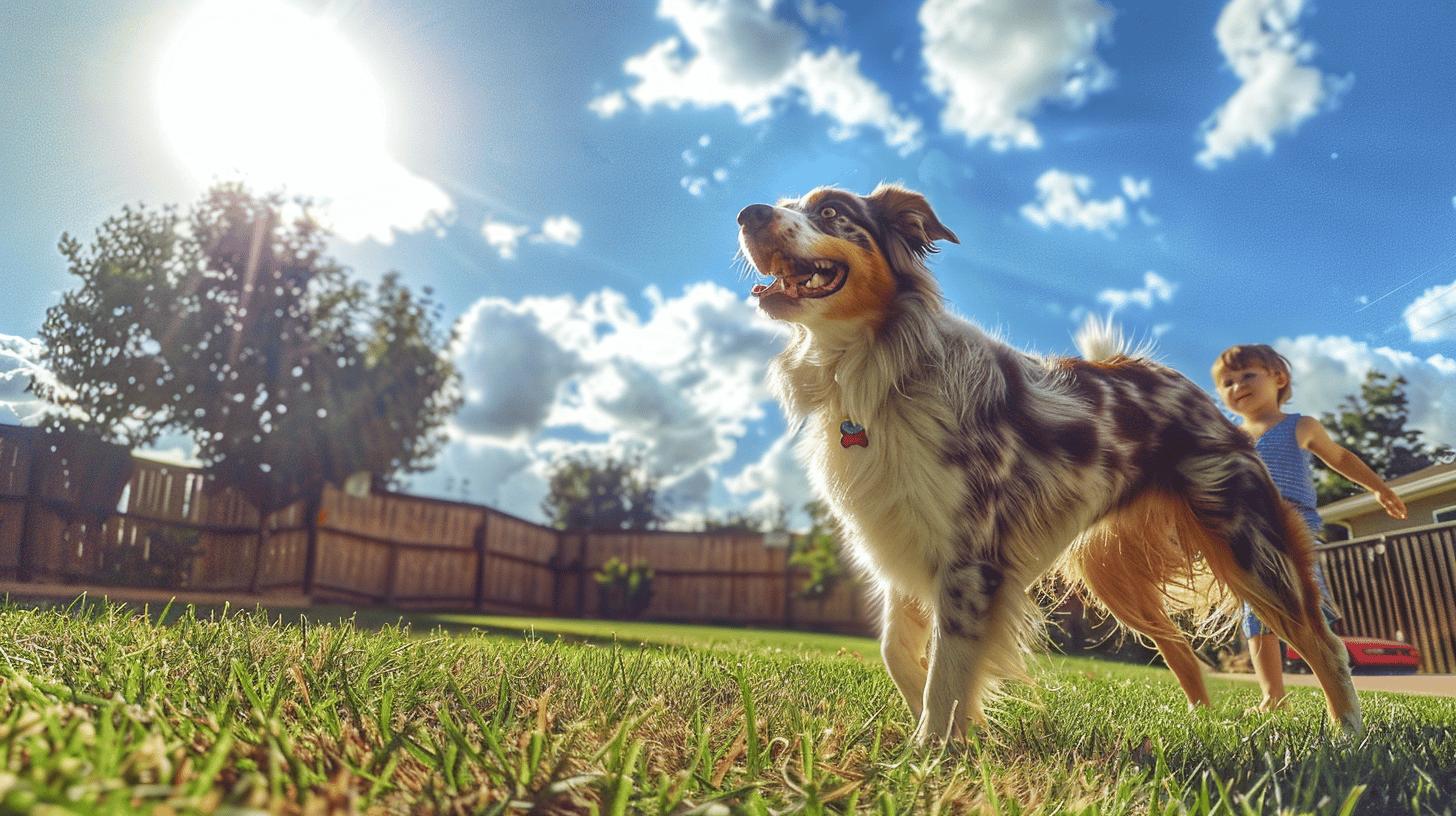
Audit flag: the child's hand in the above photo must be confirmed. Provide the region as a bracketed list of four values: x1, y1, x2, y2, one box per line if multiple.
[1378, 488, 1407, 520]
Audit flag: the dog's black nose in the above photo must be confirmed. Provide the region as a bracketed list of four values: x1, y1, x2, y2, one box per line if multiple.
[737, 204, 774, 230]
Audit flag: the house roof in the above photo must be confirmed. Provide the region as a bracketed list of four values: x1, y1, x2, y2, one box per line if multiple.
[1319, 459, 1456, 521]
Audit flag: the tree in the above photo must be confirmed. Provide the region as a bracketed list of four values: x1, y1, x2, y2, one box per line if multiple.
[1313, 370, 1447, 504]
[34, 184, 461, 518]
[541, 452, 663, 530]
[701, 504, 788, 533]
[790, 500, 845, 599]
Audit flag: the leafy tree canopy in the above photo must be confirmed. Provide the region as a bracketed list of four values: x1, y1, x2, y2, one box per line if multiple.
[1314, 370, 1448, 504]
[541, 452, 663, 530]
[34, 184, 461, 515]
[701, 504, 787, 534]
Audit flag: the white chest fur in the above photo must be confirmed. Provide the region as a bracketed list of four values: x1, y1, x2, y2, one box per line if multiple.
[800, 400, 965, 603]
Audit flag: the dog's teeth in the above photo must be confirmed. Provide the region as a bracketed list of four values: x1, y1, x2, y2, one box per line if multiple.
[807, 273, 826, 288]
[815, 259, 832, 269]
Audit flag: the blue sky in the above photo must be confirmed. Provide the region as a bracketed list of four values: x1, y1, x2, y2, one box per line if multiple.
[2, 0, 1454, 527]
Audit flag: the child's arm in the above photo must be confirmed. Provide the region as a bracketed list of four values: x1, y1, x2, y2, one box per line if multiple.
[1297, 416, 1408, 519]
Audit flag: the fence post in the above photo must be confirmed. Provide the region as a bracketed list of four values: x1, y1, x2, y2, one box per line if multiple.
[383, 538, 401, 606]
[15, 429, 42, 583]
[574, 533, 589, 618]
[783, 534, 796, 630]
[301, 486, 322, 597]
[248, 516, 269, 594]
[472, 511, 490, 611]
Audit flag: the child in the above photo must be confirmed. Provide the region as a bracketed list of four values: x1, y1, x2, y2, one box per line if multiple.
[1212, 344, 1407, 712]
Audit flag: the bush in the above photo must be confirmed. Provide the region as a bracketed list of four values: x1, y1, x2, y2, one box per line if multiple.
[97, 528, 200, 589]
[790, 501, 844, 600]
[593, 556, 654, 619]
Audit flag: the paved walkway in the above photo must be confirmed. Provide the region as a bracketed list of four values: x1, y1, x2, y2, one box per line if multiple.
[1211, 671, 1456, 697]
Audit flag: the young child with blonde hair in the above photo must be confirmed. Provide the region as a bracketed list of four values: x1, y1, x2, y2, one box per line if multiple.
[1212, 344, 1407, 711]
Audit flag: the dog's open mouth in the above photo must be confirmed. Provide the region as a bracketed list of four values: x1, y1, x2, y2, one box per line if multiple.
[750, 258, 848, 300]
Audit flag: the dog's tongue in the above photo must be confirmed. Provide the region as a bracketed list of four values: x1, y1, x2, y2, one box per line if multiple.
[752, 277, 791, 299]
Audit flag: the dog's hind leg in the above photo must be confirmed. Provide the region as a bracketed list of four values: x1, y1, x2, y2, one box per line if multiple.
[881, 591, 931, 721]
[1071, 497, 1212, 707]
[1176, 451, 1361, 734]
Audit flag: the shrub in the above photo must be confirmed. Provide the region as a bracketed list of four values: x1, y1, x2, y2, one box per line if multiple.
[593, 556, 654, 619]
[97, 528, 200, 588]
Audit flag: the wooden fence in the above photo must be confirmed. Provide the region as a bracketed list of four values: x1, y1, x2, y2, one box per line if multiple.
[1316, 525, 1456, 674]
[0, 424, 871, 634]
[3, 423, 1453, 668]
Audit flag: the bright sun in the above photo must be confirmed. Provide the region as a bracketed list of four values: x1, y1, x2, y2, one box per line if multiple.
[156, 0, 449, 243]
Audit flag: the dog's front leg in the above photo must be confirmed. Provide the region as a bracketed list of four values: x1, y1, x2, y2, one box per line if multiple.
[916, 557, 1005, 744]
[880, 592, 931, 720]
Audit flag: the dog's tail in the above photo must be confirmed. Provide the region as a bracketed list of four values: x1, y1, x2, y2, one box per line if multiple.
[1074, 313, 1150, 362]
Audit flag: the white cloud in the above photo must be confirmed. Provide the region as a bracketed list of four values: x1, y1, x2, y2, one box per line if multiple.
[481, 219, 531, 260]
[681, 176, 710, 197]
[725, 433, 815, 525]
[1020, 169, 1128, 234]
[1120, 175, 1152, 201]
[712, 167, 729, 182]
[0, 334, 50, 425]
[483, 215, 583, 257]
[535, 215, 583, 247]
[1275, 335, 1456, 449]
[794, 48, 923, 152]
[588, 90, 628, 118]
[598, 0, 922, 153]
[1096, 271, 1177, 311]
[919, 0, 1115, 151]
[797, 0, 845, 33]
[1196, 0, 1352, 169]
[1403, 278, 1456, 343]
[451, 300, 584, 440]
[441, 283, 785, 522]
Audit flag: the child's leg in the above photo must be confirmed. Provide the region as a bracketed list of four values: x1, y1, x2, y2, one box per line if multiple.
[1243, 603, 1288, 711]
[1249, 634, 1288, 709]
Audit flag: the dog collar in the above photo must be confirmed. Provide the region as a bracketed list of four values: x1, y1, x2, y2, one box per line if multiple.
[840, 419, 868, 448]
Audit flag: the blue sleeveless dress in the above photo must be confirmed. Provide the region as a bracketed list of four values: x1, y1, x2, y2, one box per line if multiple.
[1243, 413, 1338, 638]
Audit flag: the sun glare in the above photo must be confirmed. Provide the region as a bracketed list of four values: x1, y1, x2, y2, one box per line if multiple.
[156, 0, 450, 243]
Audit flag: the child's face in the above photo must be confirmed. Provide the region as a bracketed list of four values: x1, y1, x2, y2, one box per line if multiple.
[1215, 364, 1286, 417]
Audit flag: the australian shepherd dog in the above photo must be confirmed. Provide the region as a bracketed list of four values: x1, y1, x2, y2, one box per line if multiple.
[737, 184, 1360, 742]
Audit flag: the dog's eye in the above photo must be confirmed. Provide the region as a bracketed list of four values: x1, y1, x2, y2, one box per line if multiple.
[819, 206, 838, 219]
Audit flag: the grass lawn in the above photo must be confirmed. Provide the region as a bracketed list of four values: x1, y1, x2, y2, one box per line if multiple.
[1, 599, 1453, 814]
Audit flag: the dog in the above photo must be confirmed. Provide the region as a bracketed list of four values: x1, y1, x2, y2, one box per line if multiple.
[737, 184, 1360, 741]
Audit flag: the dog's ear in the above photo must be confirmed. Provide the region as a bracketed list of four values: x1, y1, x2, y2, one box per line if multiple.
[866, 183, 959, 257]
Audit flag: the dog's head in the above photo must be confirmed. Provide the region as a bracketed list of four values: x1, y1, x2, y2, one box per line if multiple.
[737, 184, 958, 330]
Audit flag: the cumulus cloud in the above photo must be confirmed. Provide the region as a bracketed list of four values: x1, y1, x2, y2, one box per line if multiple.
[1120, 175, 1152, 201]
[1403, 278, 1456, 343]
[1021, 170, 1129, 234]
[1196, 0, 1352, 169]
[725, 433, 816, 522]
[587, 90, 628, 118]
[442, 282, 784, 522]
[483, 215, 584, 258]
[592, 0, 922, 153]
[1096, 271, 1177, 312]
[481, 220, 531, 260]
[451, 300, 584, 440]
[1275, 335, 1456, 449]
[919, 0, 1115, 151]
[534, 215, 583, 247]
[0, 334, 50, 425]
[797, 0, 845, 33]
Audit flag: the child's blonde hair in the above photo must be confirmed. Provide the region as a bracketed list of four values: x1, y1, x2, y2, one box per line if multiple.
[1212, 344, 1294, 405]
